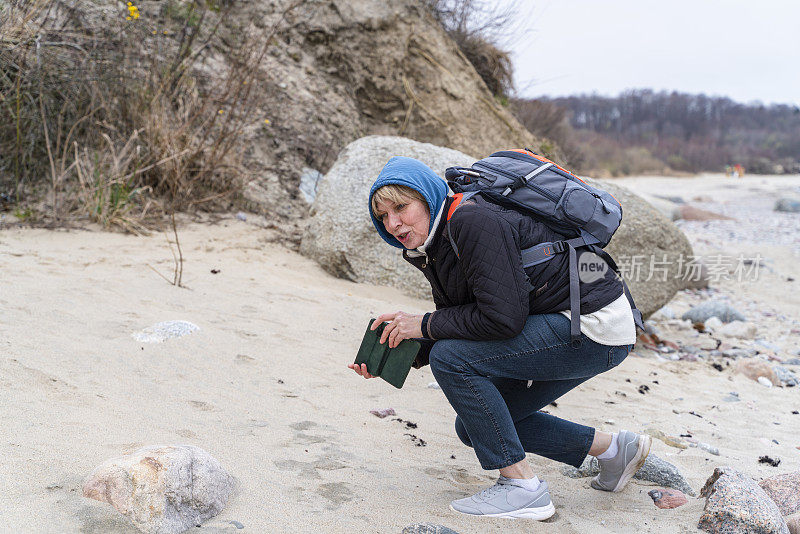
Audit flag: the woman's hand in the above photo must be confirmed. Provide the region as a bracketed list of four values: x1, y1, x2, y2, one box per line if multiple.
[373, 311, 423, 348]
[347, 362, 375, 379]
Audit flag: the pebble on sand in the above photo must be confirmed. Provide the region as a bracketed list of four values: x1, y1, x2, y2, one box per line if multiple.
[649, 488, 688, 509]
[736, 358, 780, 386]
[682, 300, 746, 324]
[131, 320, 200, 343]
[83, 445, 234, 534]
[370, 408, 396, 418]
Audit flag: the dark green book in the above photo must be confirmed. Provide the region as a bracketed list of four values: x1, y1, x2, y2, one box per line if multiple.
[354, 319, 420, 389]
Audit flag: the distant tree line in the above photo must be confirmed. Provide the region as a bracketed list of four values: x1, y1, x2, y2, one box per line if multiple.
[513, 90, 800, 176]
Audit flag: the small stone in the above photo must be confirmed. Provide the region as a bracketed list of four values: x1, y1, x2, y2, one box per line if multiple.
[759, 471, 800, 516]
[83, 445, 234, 534]
[699, 466, 788, 534]
[649, 488, 688, 509]
[775, 198, 800, 213]
[562, 454, 695, 495]
[653, 305, 676, 320]
[723, 348, 758, 359]
[370, 408, 396, 418]
[683, 300, 746, 324]
[737, 358, 780, 386]
[235, 212, 247, 221]
[784, 358, 800, 366]
[131, 320, 200, 343]
[758, 376, 773, 387]
[722, 392, 741, 402]
[229, 520, 245, 529]
[717, 320, 758, 339]
[427, 382, 441, 390]
[402, 523, 460, 534]
[689, 442, 720, 456]
[774, 366, 799, 387]
[705, 317, 724, 332]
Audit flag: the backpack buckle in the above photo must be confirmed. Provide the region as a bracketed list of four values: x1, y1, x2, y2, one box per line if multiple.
[552, 241, 567, 254]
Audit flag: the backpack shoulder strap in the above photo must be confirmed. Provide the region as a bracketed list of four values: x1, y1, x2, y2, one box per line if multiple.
[445, 192, 479, 259]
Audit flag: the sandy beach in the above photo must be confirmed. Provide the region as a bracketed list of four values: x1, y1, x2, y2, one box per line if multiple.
[2, 174, 800, 533]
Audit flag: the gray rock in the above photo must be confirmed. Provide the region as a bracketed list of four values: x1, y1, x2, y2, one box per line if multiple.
[689, 442, 721, 456]
[402, 524, 460, 534]
[299, 167, 323, 204]
[83, 445, 235, 534]
[699, 466, 789, 534]
[682, 300, 746, 323]
[774, 366, 799, 386]
[591, 179, 694, 318]
[775, 198, 800, 213]
[722, 348, 757, 359]
[235, 212, 247, 222]
[784, 358, 800, 366]
[652, 305, 676, 320]
[723, 392, 741, 402]
[561, 453, 695, 496]
[131, 321, 200, 344]
[717, 320, 758, 339]
[302, 135, 693, 316]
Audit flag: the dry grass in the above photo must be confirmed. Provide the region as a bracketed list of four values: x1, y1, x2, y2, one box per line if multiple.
[0, 0, 304, 230]
[426, 0, 516, 97]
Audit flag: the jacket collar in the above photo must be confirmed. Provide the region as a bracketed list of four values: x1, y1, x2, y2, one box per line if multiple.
[406, 195, 454, 258]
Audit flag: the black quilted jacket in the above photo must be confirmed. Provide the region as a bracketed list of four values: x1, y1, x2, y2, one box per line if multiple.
[404, 195, 623, 342]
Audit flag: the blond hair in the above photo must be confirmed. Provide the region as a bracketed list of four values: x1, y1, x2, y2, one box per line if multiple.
[371, 184, 427, 220]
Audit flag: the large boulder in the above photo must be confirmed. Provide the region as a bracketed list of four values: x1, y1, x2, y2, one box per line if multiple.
[699, 466, 789, 534]
[759, 472, 800, 517]
[302, 135, 692, 316]
[83, 445, 235, 534]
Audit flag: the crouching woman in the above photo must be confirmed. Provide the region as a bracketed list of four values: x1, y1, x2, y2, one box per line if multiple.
[348, 156, 650, 520]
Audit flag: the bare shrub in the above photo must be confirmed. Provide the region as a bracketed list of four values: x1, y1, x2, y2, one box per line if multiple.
[0, 0, 303, 229]
[426, 0, 518, 97]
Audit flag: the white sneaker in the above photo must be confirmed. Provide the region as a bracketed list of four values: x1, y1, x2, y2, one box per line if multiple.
[449, 476, 555, 520]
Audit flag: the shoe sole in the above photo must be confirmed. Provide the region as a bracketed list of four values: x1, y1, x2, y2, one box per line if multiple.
[449, 502, 555, 520]
[610, 434, 651, 493]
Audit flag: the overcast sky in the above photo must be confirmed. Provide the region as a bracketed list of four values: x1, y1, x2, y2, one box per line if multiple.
[498, 0, 800, 106]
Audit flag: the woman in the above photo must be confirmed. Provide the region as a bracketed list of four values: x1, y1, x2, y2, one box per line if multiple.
[347, 156, 650, 520]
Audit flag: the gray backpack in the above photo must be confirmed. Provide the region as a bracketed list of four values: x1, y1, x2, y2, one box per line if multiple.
[445, 149, 643, 344]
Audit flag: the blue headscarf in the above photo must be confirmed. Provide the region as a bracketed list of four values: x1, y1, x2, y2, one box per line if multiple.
[368, 156, 449, 249]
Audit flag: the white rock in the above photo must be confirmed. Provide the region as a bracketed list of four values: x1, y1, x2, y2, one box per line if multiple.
[704, 316, 724, 332]
[83, 445, 235, 534]
[427, 381, 441, 390]
[717, 320, 758, 339]
[757, 376, 774, 388]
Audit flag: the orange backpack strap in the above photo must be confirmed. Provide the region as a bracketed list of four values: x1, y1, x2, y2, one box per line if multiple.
[446, 193, 464, 221]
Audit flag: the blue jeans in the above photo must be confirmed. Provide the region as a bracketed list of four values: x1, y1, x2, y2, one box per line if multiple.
[428, 313, 631, 470]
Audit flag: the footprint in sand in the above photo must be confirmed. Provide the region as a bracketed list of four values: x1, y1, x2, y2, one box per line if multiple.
[315, 482, 354, 506]
[188, 400, 215, 411]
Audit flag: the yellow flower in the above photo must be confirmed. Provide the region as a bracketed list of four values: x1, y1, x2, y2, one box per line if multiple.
[152, 30, 157, 34]
[127, 1, 132, 5]
[264, 119, 270, 124]
[126, 16, 131, 20]
[218, 110, 224, 114]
